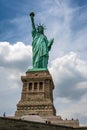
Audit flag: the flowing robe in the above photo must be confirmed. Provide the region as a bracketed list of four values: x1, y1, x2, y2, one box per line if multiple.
[32, 29, 49, 69]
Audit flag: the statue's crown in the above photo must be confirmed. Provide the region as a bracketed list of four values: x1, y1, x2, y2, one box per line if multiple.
[36, 23, 46, 30]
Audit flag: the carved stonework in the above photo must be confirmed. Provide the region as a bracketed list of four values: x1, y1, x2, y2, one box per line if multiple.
[15, 70, 56, 117]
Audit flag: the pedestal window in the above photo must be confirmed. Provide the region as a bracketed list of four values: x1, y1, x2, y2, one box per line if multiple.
[29, 83, 32, 91]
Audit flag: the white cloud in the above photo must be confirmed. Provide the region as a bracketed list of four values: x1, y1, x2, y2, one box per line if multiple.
[0, 42, 32, 116]
[49, 51, 87, 125]
[76, 82, 87, 89]
[50, 52, 87, 100]
[0, 42, 32, 71]
[0, 42, 32, 61]
[0, 42, 32, 91]
[5, 42, 31, 61]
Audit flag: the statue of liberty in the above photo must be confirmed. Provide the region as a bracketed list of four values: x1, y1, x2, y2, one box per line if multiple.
[30, 12, 54, 70]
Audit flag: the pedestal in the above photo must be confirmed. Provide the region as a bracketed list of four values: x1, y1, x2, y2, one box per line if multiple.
[15, 70, 56, 117]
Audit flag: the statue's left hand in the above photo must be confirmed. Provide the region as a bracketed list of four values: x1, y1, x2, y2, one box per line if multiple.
[48, 38, 54, 51]
[49, 38, 54, 45]
[51, 38, 54, 44]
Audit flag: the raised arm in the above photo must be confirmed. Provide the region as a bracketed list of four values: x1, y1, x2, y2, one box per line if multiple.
[29, 12, 36, 30]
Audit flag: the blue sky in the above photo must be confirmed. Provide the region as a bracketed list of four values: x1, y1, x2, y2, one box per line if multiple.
[0, 0, 87, 126]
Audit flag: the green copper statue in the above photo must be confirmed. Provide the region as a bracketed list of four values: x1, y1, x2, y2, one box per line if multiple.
[30, 12, 54, 70]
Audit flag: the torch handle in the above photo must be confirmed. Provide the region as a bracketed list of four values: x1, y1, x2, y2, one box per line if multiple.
[29, 12, 35, 30]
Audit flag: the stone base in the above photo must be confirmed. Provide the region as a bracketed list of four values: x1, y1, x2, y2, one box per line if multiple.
[15, 70, 79, 128]
[15, 70, 56, 117]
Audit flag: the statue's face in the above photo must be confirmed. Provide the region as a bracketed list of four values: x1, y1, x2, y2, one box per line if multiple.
[37, 26, 44, 34]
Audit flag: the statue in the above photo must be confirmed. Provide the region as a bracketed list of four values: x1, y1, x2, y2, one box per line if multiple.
[30, 12, 54, 70]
